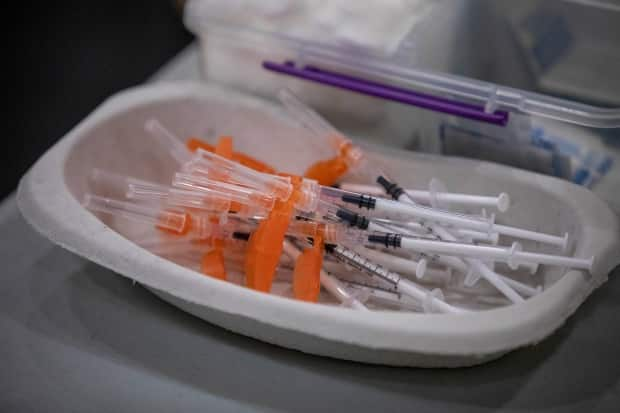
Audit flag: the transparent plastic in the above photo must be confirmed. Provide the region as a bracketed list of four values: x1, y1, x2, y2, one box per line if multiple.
[286, 219, 367, 245]
[339, 182, 511, 212]
[188, 149, 293, 200]
[368, 197, 495, 233]
[371, 218, 499, 245]
[89, 168, 169, 200]
[327, 243, 467, 313]
[144, 118, 192, 164]
[164, 187, 231, 213]
[295, 178, 321, 213]
[90, 169, 232, 214]
[353, 245, 452, 283]
[392, 237, 594, 271]
[372, 176, 569, 249]
[83, 193, 192, 235]
[174, 172, 275, 215]
[278, 88, 365, 170]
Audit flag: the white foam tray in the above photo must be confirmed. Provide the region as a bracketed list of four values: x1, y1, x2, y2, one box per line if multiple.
[17, 82, 620, 367]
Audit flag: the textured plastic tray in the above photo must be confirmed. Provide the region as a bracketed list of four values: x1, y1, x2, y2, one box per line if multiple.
[17, 82, 620, 367]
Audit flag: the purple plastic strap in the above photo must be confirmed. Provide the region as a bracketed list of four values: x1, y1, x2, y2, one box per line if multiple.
[263, 60, 509, 126]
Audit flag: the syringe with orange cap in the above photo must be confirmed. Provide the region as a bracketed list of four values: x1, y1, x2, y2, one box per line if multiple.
[89, 168, 273, 220]
[180, 149, 569, 248]
[173, 169, 566, 302]
[85, 169, 506, 310]
[138, 117, 581, 309]
[225, 223, 464, 313]
[83, 184, 368, 307]
[140, 122, 370, 306]
[177, 145, 577, 300]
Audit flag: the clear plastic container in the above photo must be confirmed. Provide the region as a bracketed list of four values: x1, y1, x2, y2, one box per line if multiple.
[184, 0, 620, 208]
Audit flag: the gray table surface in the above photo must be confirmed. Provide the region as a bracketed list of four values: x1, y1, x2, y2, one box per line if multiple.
[2, 44, 620, 412]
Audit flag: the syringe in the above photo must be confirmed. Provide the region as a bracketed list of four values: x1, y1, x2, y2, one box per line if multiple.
[273, 91, 577, 302]
[350, 245, 452, 284]
[332, 206, 537, 272]
[323, 259, 512, 307]
[335, 187, 568, 249]
[371, 217, 500, 244]
[339, 182, 511, 213]
[274, 91, 552, 300]
[373, 176, 550, 301]
[282, 241, 368, 310]
[324, 243, 468, 314]
[375, 175, 569, 251]
[330, 206, 539, 302]
[176, 149, 533, 245]
[364, 233, 593, 272]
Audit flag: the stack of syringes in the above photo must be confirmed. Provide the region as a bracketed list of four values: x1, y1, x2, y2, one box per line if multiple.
[82, 89, 594, 314]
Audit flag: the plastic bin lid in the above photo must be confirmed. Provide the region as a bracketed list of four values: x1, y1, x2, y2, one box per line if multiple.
[184, 0, 620, 128]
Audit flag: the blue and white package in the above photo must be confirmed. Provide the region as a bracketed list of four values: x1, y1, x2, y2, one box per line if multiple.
[437, 114, 614, 188]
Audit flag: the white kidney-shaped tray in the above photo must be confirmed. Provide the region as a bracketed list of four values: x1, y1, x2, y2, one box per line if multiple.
[18, 82, 620, 367]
